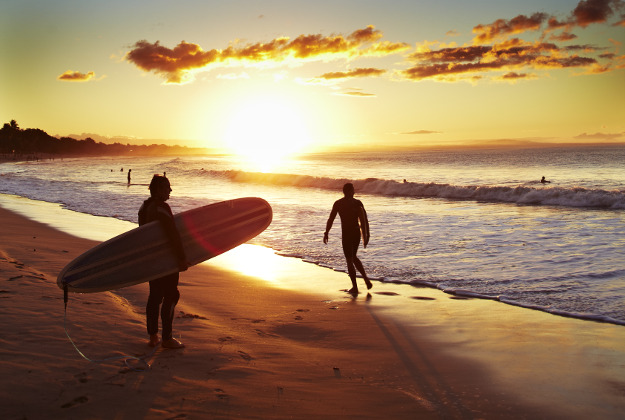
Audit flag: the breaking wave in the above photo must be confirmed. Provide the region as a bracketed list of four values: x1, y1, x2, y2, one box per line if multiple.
[204, 170, 625, 210]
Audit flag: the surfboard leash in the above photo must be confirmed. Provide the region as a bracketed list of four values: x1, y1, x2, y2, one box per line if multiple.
[63, 285, 157, 372]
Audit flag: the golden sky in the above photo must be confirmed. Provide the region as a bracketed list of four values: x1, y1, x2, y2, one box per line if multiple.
[1, 0, 624, 153]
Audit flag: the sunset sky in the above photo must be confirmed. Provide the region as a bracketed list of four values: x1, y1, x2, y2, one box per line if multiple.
[1, 0, 624, 153]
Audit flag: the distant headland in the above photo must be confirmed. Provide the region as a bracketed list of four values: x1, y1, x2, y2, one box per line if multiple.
[0, 120, 211, 161]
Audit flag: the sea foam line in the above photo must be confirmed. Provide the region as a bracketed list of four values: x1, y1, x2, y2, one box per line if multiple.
[206, 170, 625, 210]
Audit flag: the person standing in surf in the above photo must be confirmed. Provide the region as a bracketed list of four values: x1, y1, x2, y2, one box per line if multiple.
[138, 175, 188, 349]
[324, 182, 372, 295]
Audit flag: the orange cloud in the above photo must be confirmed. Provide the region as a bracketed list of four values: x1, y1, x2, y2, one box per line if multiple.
[575, 131, 624, 140]
[401, 130, 441, 135]
[548, 0, 624, 30]
[126, 26, 407, 84]
[335, 91, 376, 97]
[404, 0, 624, 83]
[549, 32, 578, 41]
[499, 72, 537, 81]
[403, 39, 598, 81]
[473, 12, 548, 44]
[471, 1, 624, 45]
[570, 0, 622, 27]
[318, 68, 386, 80]
[57, 70, 96, 82]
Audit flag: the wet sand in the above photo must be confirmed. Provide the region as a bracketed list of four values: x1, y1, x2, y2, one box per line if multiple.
[1, 200, 624, 419]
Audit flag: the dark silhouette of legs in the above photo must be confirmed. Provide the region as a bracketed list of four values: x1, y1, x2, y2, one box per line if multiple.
[343, 234, 372, 294]
[147, 274, 183, 348]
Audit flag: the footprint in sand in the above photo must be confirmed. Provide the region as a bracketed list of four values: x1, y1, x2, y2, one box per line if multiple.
[238, 351, 253, 361]
[75, 372, 89, 384]
[178, 311, 208, 320]
[214, 389, 230, 401]
[61, 395, 88, 408]
[254, 329, 278, 338]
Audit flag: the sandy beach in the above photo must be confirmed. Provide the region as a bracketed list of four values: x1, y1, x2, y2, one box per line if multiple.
[1, 201, 624, 419]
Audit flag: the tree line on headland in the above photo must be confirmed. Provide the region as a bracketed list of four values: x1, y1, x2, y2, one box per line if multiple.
[0, 120, 208, 161]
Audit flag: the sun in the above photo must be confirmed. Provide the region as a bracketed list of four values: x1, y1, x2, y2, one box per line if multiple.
[222, 96, 312, 172]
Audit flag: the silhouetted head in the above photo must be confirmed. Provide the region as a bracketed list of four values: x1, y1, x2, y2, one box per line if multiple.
[149, 175, 171, 201]
[343, 183, 355, 197]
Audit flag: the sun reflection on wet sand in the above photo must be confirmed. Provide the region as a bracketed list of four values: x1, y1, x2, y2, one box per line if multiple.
[208, 244, 282, 283]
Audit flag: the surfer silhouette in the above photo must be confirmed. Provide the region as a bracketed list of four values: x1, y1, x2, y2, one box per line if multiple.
[127, 169, 131, 185]
[324, 183, 372, 295]
[138, 175, 188, 349]
[541, 176, 550, 184]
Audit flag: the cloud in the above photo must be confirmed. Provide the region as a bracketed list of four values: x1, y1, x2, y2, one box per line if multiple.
[57, 70, 96, 82]
[570, 0, 623, 27]
[548, 0, 624, 30]
[549, 31, 578, 41]
[499, 72, 538, 81]
[574, 131, 625, 140]
[473, 12, 548, 44]
[126, 26, 408, 84]
[403, 39, 598, 81]
[125, 1, 622, 86]
[317, 68, 386, 80]
[335, 91, 376, 97]
[471, 0, 624, 45]
[400, 130, 441, 135]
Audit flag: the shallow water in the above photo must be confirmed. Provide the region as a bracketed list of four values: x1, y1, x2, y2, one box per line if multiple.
[1, 145, 624, 324]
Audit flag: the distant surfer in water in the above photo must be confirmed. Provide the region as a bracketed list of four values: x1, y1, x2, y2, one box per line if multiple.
[127, 169, 131, 185]
[541, 176, 550, 184]
[324, 183, 372, 295]
[138, 175, 188, 349]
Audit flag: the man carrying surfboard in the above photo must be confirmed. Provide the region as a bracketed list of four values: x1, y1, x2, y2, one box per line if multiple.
[324, 182, 372, 295]
[139, 175, 188, 349]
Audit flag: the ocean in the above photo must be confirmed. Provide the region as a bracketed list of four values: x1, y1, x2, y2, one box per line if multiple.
[1, 145, 624, 325]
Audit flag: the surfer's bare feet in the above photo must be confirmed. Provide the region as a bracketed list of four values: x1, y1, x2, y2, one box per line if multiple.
[365, 279, 373, 290]
[162, 338, 185, 349]
[347, 287, 359, 295]
[148, 334, 160, 347]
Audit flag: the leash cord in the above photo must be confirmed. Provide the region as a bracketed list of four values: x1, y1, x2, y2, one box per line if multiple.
[63, 285, 157, 372]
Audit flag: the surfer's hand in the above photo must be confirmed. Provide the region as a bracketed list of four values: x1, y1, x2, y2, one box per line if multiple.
[323, 232, 329, 244]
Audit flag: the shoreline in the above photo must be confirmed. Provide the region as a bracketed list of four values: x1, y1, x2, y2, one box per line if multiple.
[1, 195, 625, 418]
[3, 191, 622, 327]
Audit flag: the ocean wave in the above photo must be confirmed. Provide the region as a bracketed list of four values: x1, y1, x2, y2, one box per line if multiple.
[204, 170, 625, 210]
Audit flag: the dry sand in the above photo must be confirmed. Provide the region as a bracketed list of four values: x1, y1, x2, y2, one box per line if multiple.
[1, 203, 624, 419]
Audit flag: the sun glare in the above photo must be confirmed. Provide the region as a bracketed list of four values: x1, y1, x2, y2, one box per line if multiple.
[222, 97, 312, 172]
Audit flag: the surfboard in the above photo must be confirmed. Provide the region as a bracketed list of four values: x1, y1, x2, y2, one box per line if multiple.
[358, 206, 370, 248]
[57, 197, 272, 293]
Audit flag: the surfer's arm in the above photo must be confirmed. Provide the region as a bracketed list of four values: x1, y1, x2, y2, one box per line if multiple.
[156, 208, 188, 271]
[324, 203, 338, 244]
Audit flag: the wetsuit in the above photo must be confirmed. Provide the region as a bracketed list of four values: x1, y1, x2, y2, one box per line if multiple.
[326, 196, 367, 278]
[138, 197, 186, 341]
